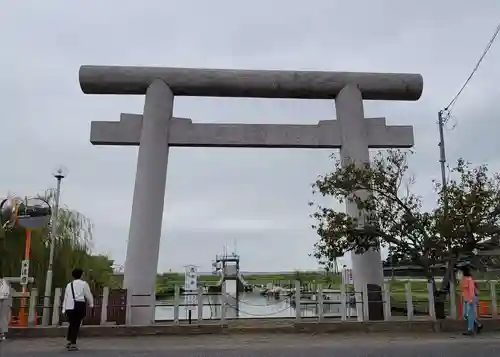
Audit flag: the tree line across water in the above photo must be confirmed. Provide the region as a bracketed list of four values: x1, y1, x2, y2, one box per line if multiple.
[155, 270, 336, 295]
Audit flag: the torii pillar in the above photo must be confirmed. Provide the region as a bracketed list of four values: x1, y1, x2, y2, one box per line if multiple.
[79, 66, 423, 324]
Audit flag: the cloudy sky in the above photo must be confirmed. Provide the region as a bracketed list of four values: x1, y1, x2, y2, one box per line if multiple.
[1, 1, 500, 273]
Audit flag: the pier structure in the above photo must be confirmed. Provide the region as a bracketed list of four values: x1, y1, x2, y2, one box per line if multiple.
[212, 250, 245, 318]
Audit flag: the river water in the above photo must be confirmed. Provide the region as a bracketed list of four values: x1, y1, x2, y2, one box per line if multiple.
[155, 292, 353, 321]
[155, 292, 298, 321]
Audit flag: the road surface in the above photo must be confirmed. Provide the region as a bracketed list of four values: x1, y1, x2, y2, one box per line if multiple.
[1, 333, 499, 356]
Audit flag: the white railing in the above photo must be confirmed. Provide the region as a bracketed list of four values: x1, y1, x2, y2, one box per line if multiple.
[10, 280, 500, 326]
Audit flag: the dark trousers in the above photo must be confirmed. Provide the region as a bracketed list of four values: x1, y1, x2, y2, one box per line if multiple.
[66, 302, 86, 344]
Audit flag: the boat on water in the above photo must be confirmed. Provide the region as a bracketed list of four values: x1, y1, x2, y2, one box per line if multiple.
[259, 286, 292, 298]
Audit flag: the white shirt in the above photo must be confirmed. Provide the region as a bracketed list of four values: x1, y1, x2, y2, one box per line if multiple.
[62, 279, 94, 313]
[0, 279, 10, 300]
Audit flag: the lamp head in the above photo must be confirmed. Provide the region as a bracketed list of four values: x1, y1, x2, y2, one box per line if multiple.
[53, 165, 68, 180]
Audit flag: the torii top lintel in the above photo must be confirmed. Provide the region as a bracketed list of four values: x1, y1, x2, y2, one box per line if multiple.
[79, 66, 423, 101]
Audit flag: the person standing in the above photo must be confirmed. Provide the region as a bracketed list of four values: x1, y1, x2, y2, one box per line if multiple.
[62, 268, 94, 351]
[0, 277, 12, 341]
[459, 265, 479, 336]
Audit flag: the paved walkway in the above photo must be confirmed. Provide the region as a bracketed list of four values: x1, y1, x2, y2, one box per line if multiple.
[1, 333, 499, 356]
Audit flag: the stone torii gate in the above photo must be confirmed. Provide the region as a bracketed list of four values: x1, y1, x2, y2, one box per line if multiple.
[79, 66, 423, 324]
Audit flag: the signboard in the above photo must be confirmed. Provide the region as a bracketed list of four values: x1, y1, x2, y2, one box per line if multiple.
[20, 259, 30, 286]
[341, 268, 353, 285]
[184, 265, 198, 311]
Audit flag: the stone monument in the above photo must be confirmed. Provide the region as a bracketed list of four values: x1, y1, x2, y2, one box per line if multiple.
[79, 66, 423, 324]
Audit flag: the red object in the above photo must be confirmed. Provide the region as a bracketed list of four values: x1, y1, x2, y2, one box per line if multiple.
[18, 229, 32, 327]
[458, 297, 489, 319]
[478, 301, 489, 317]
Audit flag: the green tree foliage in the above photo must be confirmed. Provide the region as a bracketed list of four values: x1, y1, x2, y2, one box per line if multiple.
[311, 150, 500, 295]
[0, 190, 113, 293]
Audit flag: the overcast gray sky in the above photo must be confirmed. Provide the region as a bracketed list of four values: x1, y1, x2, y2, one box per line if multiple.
[1, 1, 500, 273]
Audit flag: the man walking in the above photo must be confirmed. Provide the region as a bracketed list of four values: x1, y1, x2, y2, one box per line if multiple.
[62, 268, 94, 351]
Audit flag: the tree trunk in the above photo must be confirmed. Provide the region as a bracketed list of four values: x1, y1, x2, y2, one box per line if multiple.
[434, 290, 447, 319]
[434, 261, 456, 319]
[425, 271, 447, 320]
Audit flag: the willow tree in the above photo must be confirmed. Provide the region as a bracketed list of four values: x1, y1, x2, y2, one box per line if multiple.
[0, 190, 113, 293]
[311, 150, 500, 315]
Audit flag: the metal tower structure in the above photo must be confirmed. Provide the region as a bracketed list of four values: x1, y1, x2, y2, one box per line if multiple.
[212, 249, 241, 317]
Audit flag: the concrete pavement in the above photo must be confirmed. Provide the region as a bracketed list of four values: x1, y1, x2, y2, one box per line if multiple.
[1, 333, 499, 356]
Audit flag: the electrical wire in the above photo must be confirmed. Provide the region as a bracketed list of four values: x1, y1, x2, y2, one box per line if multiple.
[444, 21, 500, 116]
[444, 113, 458, 132]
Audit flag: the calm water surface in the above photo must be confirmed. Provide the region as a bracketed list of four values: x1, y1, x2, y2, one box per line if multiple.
[155, 292, 298, 320]
[155, 292, 354, 321]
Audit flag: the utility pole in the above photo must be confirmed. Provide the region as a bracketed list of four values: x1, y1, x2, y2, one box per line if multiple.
[438, 110, 453, 298]
[438, 110, 448, 212]
[41, 167, 67, 326]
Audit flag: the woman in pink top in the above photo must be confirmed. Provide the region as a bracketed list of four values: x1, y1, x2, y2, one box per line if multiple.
[459, 265, 480, 335]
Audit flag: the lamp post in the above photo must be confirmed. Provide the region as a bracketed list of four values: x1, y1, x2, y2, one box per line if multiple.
[1, 195, 52, 326]
[41, 167, 67, 326]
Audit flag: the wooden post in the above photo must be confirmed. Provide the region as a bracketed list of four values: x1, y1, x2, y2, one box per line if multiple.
[27, 288, 37, 326]
[355, 285, 363, 322]
[449, 280, 457, 319]
[295, 280, 301, 321]
[51, 288, 61, 326]
[340, 283, 347, 321]
[151, 288, 156, 324]
[125, 289, 133, 325]
[100, 287, 109, 325]
[220, 282, 226, 323]
[317, 284, 324, 321]
[405, 282, 413, 321]
[362, 284, 369, 321]
[197, 287, 203, 323]
[490, 281, 498, 319]
[427, 282, 436, 320]
[173, 285, 180, 324]
[383, 282, 391, 321]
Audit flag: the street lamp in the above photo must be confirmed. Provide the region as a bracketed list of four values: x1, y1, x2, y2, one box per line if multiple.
[41, 166, 68, 326]
[1, 195, 52, 326]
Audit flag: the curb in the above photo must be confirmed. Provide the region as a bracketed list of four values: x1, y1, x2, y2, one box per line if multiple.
[6, 319, 500, 339]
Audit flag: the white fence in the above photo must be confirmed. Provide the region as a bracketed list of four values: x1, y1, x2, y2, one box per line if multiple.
[11, 280, 500, 326]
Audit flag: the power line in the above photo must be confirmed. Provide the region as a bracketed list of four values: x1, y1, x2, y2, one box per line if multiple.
[438, 20, 500, 192]
[437, 21, 500, 289]
[444, 21, 500, 115]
